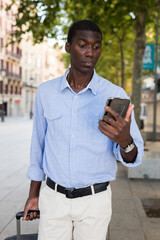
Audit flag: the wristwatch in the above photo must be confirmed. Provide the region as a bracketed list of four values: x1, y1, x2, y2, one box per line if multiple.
[120, 142, 136, 153]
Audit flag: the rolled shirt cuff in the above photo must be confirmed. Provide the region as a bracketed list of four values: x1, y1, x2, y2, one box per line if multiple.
[27, 166, 45, 181]
[113, 141, 143, 167]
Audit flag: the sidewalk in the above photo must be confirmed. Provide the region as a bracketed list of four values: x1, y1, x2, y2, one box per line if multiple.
[0, 117, 160, 240]
[108, 141, 160, 240]
[109, 162, 160, 240]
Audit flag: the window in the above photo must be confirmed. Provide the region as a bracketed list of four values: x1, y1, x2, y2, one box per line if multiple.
[19, 66, 22, 76]
[0, 81, 2, 94]
[140, 103, 147, 120]
[10, 85, 13, 94]
[6, 61, 9, 72]
[0, 59, 4, 69]
[20, 49, 22, 57]
[15, 86, 18, 94]
[0, 37, 3, 49]
[5, 84, 8, 94]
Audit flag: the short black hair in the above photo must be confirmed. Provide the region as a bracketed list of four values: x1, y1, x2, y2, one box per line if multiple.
[67, 20, 102, 44]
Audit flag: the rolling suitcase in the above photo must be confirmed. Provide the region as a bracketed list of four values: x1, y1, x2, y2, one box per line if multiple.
[5, 210, 40, 240]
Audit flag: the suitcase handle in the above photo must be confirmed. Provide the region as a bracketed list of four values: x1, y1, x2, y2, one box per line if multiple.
[16, 210, 40, 219]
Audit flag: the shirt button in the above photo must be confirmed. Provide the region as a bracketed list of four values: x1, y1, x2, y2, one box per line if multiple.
[72, 177, 75, 181]
[72, 134, 75, 138]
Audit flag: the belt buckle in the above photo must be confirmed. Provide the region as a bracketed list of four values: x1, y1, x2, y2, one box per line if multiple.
[65, 188, 75, 198]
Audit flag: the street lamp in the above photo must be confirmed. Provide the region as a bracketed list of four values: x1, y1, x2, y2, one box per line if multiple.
[29, 77, 34, 119]
[0, 68, 6, 122]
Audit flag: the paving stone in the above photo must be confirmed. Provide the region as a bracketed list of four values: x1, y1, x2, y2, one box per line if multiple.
[142, 220, 160, 240]
[110, 180, 133, 200]
[109, 229, 145, 240]
[112, 198, 137, 215]
[129, 179, 158, 198]
[110, 212, 142, 231]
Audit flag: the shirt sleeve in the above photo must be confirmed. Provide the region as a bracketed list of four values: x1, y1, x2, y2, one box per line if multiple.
[113, 109, 144, 167]
[27, 87, 47, 181]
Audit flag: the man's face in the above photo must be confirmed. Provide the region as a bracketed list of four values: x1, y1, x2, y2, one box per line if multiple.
[65, 30, 102, 74]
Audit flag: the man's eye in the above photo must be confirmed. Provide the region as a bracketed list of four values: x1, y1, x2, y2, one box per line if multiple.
[79, 44, 86, 48]
[94, 45, 100, 49]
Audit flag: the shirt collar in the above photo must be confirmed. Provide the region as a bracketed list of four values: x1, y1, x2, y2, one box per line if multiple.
[59, 68, 71, 92]
[60, 68, 99, 95]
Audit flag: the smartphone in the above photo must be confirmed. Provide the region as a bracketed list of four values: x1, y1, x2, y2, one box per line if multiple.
[104, 98, 130, 120]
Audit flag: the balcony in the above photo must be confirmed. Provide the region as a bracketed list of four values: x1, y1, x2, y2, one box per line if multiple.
[6, 50, 21, 62]
[6, 72, 22, 81]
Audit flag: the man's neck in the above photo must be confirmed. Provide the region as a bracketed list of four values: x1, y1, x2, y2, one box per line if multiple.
[67, 69, 94, 93]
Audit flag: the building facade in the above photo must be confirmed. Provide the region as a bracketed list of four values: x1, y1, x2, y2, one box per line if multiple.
[0, 0, 66, 118]
[20, 38, 65, 117]
[0, 0, 22, 116]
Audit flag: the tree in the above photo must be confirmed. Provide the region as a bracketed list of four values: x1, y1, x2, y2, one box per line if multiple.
[7, 0, 160, 126]
[63, 0, 160, 126]
[6, 0, 62, 43]
[64, 0, 160, 126]
[126, 0, 159, 126]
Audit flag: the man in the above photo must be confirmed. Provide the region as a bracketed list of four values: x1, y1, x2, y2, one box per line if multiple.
[23, 20, 143, 240]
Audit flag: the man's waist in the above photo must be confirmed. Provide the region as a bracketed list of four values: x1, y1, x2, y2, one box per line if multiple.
[46, 177, 110, 199]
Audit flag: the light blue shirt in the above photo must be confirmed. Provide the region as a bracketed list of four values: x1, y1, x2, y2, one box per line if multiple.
[27, 69, 144, 188]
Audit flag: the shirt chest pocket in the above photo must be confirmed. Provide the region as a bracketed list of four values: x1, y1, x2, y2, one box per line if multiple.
[44, 109, 67, 140]
[78, 111, 107, 143]
[90, 112, 107, 143]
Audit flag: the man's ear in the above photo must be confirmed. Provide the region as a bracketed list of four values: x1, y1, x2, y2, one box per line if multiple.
[65, 42, 71, 53]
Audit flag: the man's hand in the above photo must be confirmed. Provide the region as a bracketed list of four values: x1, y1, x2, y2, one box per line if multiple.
[23, 197, 40, 221]
[23, 180, 41, 221]
[98, 104, 134, 147]
[98, 104, 137, 163]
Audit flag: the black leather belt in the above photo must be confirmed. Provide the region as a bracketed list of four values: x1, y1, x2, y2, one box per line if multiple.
[46, 177, 109, 199]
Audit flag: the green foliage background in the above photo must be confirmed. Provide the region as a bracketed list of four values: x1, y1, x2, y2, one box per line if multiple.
[7, 0, 160, 125]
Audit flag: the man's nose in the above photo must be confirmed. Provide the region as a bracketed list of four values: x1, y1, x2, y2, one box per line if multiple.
[85, 46, 94, 57]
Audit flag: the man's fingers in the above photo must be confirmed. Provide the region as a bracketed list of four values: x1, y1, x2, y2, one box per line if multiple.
[23, 208, 29, 221]
[99, 119, 116, 135]
[125, 104, 134, 122]
[104, 106, 123, 122]
[99, 119, 119, 139]
[23, 210, 39, 221]
[33, 211, 38, 219]
[98, 124, 114, 140]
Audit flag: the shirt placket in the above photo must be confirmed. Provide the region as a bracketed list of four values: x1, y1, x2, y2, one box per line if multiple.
[69, 94, 78, 186]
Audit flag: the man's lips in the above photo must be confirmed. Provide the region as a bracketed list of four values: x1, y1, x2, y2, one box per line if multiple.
[82, 61, 93, 67]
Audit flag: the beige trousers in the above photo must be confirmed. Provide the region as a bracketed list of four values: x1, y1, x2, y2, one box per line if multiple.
[38, 184, 112, 240]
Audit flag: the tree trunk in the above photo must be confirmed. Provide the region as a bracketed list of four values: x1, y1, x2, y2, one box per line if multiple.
[119, 39, 125, 89]
[131, 11, 146, 127]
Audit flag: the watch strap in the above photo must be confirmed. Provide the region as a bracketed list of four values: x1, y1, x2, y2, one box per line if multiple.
[120, 142, 135, 153]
